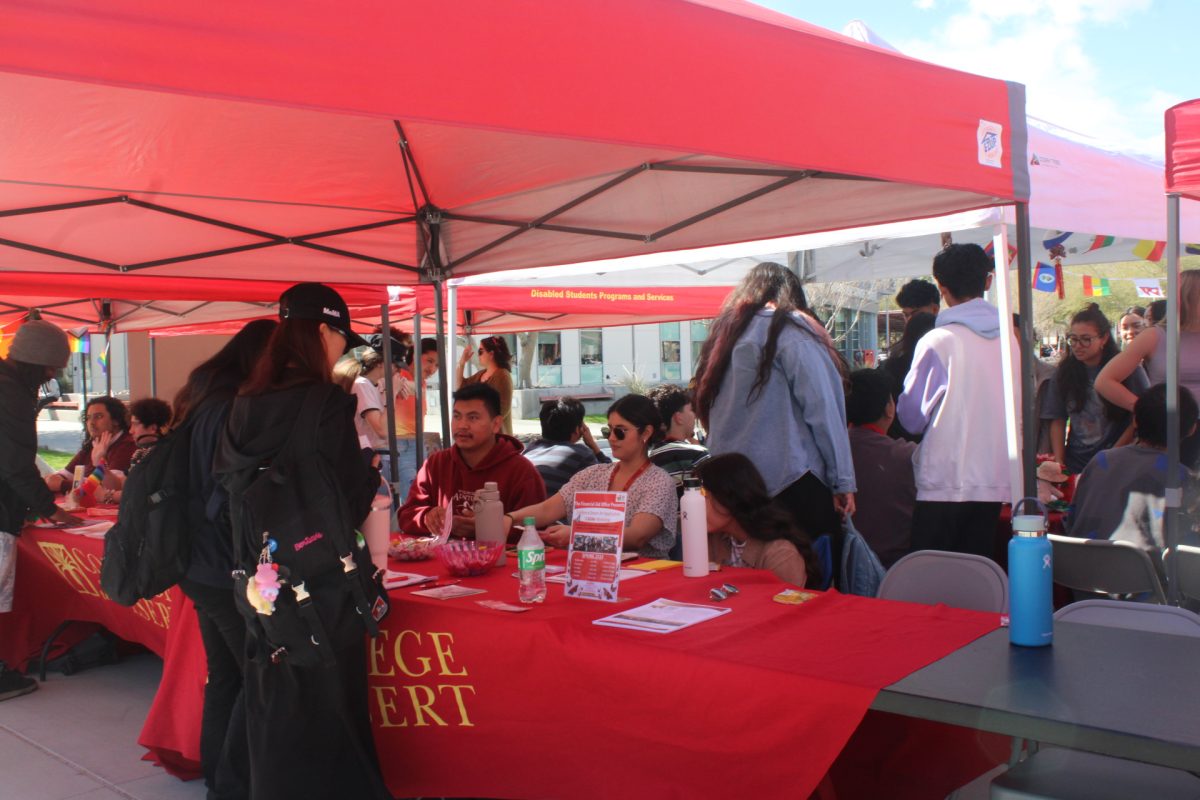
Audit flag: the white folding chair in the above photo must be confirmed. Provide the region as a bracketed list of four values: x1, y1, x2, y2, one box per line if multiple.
[1046, 534, 1166, 603]
[877, 550, 1008, 613]
[990, 600, 1200, 800]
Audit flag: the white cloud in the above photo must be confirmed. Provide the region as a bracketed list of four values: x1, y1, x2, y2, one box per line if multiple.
[913, 0, 936, 10]
[890, 0, 1163, 156]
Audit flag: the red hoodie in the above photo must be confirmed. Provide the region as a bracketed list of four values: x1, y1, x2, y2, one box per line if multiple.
[398, 434, 546, 535]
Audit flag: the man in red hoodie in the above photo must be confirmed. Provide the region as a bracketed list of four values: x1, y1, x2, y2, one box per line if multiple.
[399, 382, 546, 537]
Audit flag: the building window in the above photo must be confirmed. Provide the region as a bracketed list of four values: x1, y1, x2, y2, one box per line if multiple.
[660, 322, 681, 381]
[580, 329, 603, 385]
[830, 309, 876, 367]
[690, 320, 710, 371]
[536, 332, 562, 387]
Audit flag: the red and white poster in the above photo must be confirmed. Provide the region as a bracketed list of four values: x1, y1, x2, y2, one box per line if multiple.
[565, 492, 627, 602]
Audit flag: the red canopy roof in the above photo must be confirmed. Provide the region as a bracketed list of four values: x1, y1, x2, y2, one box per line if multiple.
[1167, 99, 1200, 202]
[0, 0, 1028, 286]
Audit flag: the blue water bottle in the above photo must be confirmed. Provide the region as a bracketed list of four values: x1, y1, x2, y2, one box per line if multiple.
[1008, 498, 1053, 647]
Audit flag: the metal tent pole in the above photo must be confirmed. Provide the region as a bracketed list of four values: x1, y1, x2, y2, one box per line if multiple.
[413, 311, 425, 465]
[1014, 204, 1038, 499]
[148, 337, 157, 398]
[1166, 193, 1182, 605]
[992, 224, 1024, 506]
[380, 302, 400, 488]
[433, 279, 451, 447]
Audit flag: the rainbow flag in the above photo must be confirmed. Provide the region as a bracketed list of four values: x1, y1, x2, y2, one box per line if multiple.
[1133, 240, 1166, 262]
[1082, 276, 1111, 297]
[69, 333, 89, 354]
[98, 339, 110, 373]
[1086, 235, 1115, 252]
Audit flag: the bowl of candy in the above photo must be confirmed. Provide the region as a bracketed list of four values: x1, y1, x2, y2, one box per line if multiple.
[388, 535, 438, 561]
[434, 540, 504, 577]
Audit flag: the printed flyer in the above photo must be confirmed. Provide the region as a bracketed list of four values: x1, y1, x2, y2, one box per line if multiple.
[565, 491, 627, 602]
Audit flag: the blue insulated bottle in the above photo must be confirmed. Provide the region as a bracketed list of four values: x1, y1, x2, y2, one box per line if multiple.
[1008, 498, 1053, 647]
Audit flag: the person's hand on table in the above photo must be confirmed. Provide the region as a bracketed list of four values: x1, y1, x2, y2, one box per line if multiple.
[50, 507, 86, 527]
[833, 492, 856, 518]
[541, 524, 570, 548]
[45, 473, 67, 493]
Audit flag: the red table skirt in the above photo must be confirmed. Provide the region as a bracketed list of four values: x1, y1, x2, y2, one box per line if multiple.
[3, 532, 1005, 798]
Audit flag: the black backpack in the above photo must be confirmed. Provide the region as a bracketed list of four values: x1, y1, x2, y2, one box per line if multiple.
[100, 421, 194, 606]
[230, 384, 388, 668]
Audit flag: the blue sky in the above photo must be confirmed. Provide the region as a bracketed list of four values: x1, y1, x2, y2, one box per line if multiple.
[757, 0, 1194, 158]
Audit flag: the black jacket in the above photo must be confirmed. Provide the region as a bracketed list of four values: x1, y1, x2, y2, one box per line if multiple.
[0, 359, 58, 533]
[183, 395, 238, 588]
[213, 380, 378, 566]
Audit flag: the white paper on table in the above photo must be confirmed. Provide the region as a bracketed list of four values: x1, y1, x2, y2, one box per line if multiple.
[592, 597, 732, 634]
[435, 501, 454, 546]
[548, 567, 649, 585]
[63, 521, 114, 539]
[383, 571, 436, 590]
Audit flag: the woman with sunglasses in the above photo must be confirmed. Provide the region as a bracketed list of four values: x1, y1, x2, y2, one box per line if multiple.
[504, 394, 678, 558]
[457, 335, 515, 435]
[695, 453, 820, 587]
[1042, 304, 1148, 473]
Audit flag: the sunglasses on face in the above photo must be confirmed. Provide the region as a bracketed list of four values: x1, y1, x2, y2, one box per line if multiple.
[1066, 335, 1096, 347]
[477, 347, 487, 355]
[600, 425, 632, 441]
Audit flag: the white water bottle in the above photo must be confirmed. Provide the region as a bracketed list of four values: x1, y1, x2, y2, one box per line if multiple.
[680, 475, 709, 578]
[474, 481, 506, 566]
[517, 517, 546, 603]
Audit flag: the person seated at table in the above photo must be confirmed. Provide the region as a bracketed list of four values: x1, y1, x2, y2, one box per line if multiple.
[399, 382, 545, 538]
[845, 368, 916, 568]
[45, 396, 136, 492]
[524, 397, 609, 497]
[98, 396, 174, 504]
[694, 453, 819, 587]
[646, 383, 708, 485]
[503, 394, 679, 558]
[1066, 383, 1200, 552]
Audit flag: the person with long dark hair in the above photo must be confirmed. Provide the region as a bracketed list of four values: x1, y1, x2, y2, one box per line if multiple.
[213, 284, 390, 800]
[45, 395, 137, 490]
[881, 310, 936, 441]
[505, 394, 678, 558]
[1042, 303, 1148, 473]
[172, 317, 276, 799]
[457, 334, 515, 435]
[695, 453, 820, 587]
[692, 262, 855, 576]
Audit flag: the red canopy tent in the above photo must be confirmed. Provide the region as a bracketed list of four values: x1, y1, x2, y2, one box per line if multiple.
[1161, 98, 1200, 601]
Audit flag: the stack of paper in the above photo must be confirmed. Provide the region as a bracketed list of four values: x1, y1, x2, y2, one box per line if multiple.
[593, 598, 731, 634]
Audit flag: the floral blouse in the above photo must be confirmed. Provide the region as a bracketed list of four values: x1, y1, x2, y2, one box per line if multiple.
[559, 462, 679, 558]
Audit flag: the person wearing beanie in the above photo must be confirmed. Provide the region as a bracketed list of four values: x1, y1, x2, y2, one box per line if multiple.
[0, 320, 84, 701]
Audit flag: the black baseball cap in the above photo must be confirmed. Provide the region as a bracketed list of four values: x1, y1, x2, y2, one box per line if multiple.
[278, 282, 369, 352]
[367, 333, 412, 366]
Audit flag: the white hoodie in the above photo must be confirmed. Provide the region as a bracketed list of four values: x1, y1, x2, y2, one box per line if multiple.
[897, 298, 1016, 503]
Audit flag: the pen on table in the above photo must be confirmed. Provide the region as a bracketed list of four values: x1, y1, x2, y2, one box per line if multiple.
[414, 579, 461, 590]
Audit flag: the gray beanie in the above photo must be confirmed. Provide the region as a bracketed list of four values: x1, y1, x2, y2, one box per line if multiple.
[9, 320, 70, 368]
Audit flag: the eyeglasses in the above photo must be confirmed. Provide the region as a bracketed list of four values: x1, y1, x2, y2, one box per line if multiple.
[600, 425, 631, 441]
[477, 347, 487, 356]
[1066, 335, 1096, 347]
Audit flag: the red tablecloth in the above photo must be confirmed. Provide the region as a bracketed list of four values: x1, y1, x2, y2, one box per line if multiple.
[0, 526, 206, 777]
[3, 535, 1003, 799]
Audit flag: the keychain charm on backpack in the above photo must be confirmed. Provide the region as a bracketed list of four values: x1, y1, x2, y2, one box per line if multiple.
[246, 531, 284, 616]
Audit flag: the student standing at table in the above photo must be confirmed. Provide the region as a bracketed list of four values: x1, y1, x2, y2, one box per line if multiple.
[1042, 304, 1148, 474]
[692, 262, 855, 577]
[44, 396, 137, 491]
[457, 335, 515, 435]
[215, 284, 391, 800]
[504, 394, 679, 558]
[172, 318, 276, 799]
[0, 321, 83, 701]
[694, 453, 818, 587]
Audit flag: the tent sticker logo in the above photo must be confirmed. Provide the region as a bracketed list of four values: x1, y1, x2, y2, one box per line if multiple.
[977, 120, 1003, 168]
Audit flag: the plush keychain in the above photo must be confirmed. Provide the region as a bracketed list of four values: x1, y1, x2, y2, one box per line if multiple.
[246, 534, 283, 615]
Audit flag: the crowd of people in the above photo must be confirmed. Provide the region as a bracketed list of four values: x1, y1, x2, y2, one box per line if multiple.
[0, 247, 1195, 798]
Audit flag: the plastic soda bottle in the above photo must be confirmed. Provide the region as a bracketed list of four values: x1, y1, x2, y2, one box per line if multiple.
[517, 516, 546, 603]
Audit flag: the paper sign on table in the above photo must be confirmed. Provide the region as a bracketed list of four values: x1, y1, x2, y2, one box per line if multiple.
[411, 585, 486, 600]
[565, 491, 627, 602]
[593, 598, 732, 634]
[383, 571, 436, 590]
[548, 567, 650, 585]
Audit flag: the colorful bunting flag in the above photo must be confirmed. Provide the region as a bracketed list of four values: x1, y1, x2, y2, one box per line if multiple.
[1082, 276, 1111, 297]
[98, 338, 110, 373]
[1133, 240, 1166, 262]
[1186, 243, 1200, 256]
[1033, 262, 1058, 293]
[69, 333, 89, 354]
[983, 241, 1018, 263]
[1041, 231, 1073, 250]
[1085, 235, 1115, 252]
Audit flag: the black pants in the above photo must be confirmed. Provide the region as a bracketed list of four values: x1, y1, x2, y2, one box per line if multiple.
[180, 578, 249, 800]
[775, 473, 843, 589]
[241, 582, 391, 800]
[910, 501, 1003, 560]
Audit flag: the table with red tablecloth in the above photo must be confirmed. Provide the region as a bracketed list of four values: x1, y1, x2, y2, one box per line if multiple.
[0, 525, 207, 776]
[3, 532, 1005, 798]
